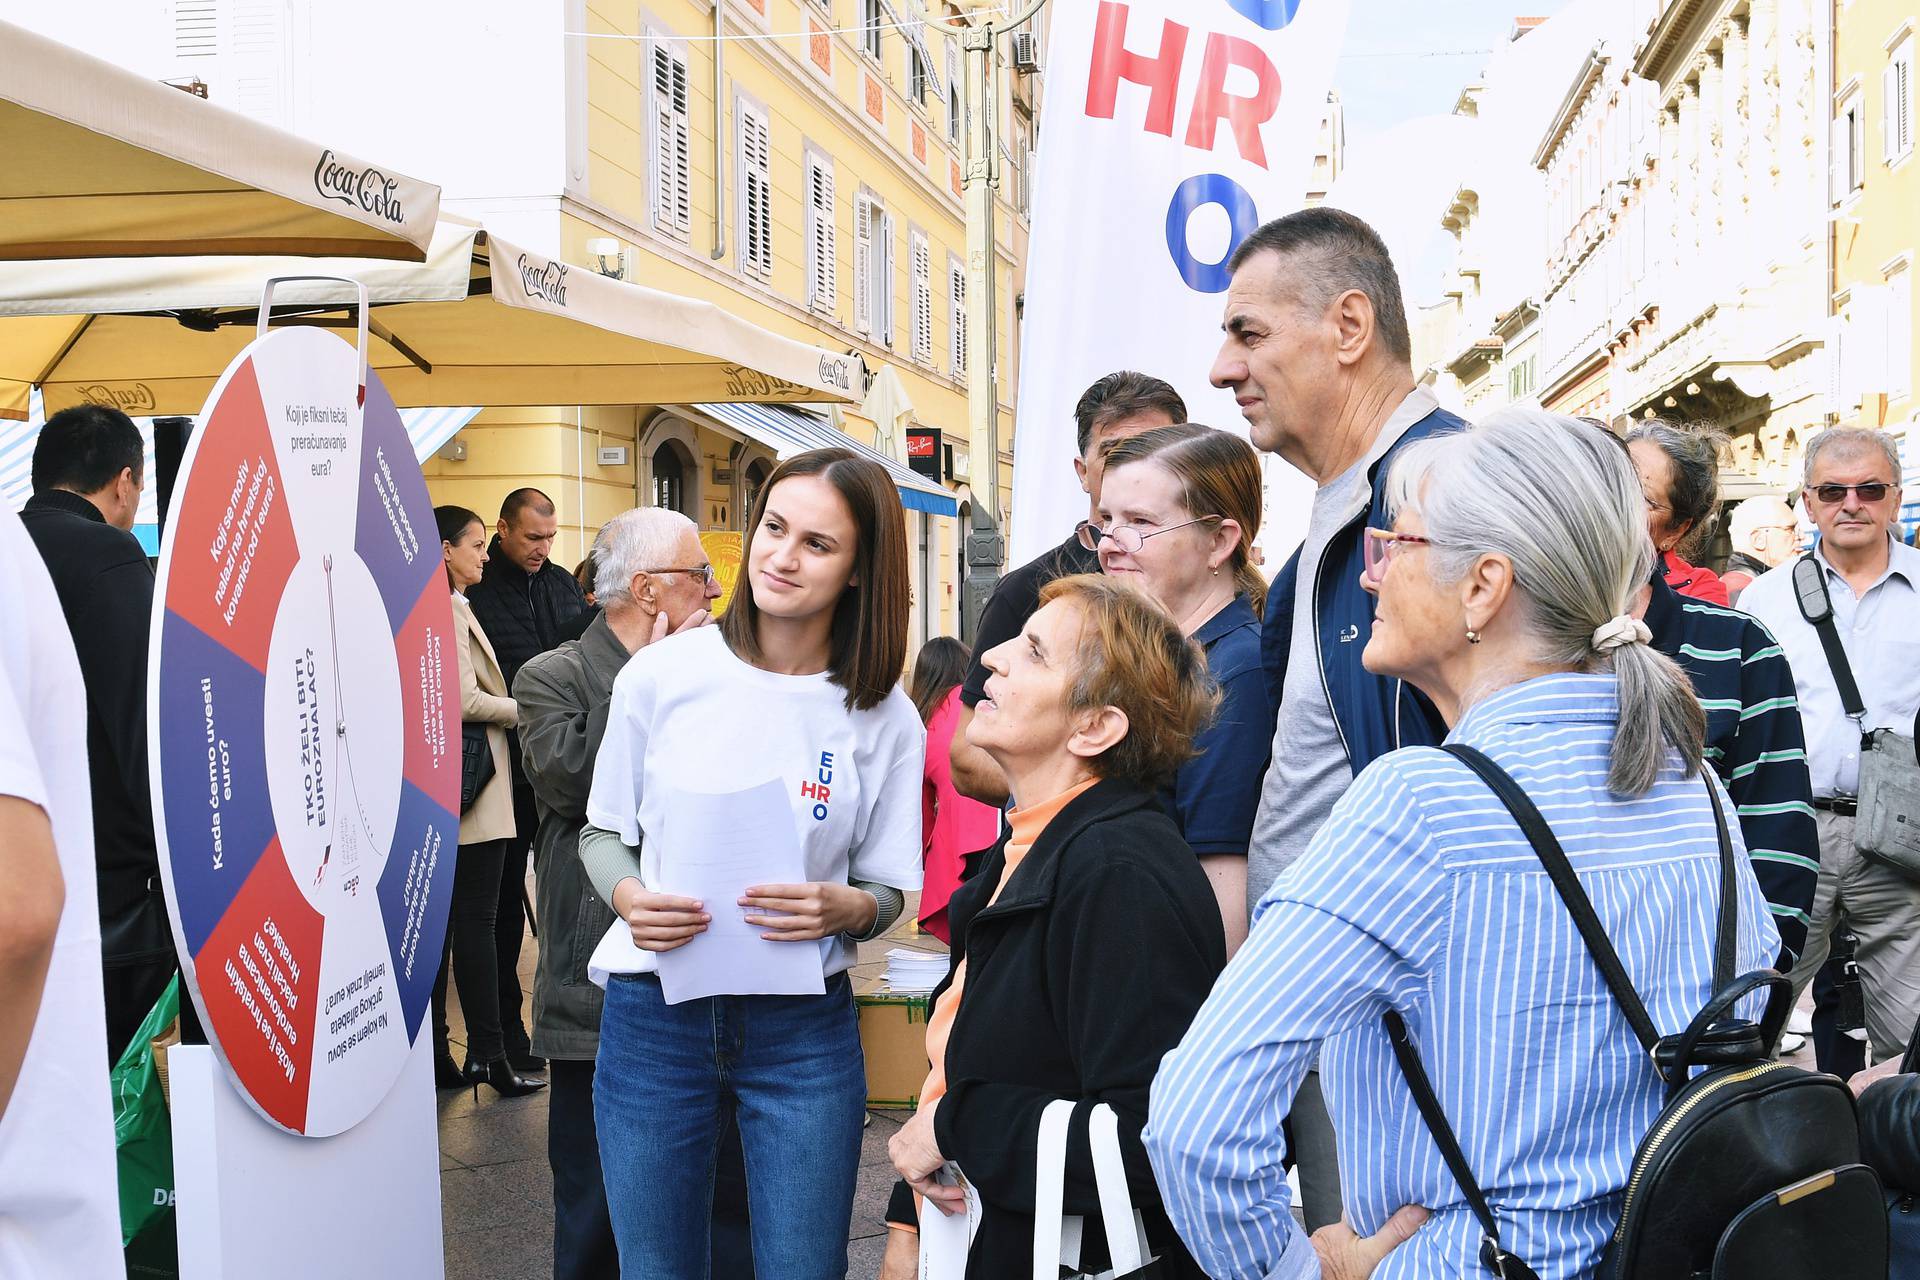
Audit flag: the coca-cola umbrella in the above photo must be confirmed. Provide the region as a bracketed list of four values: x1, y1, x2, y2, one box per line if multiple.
[0, 18, 439, 262]
[0, 220, 865, 421]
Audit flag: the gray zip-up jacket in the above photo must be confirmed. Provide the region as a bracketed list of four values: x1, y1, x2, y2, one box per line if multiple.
[512, 612, 630, 1060]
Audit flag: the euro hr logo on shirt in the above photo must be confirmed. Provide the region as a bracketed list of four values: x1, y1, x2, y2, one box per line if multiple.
[799, 751, 836, 821]
[1083, 0, 1321, 292]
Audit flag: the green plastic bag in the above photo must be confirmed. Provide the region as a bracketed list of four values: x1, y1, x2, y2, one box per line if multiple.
[112, 975, 179, 1276]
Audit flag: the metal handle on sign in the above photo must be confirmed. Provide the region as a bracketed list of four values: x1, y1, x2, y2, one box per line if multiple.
[257, 275, 371, 405]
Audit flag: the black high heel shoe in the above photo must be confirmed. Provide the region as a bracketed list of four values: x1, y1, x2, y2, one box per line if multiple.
[434, 1052, 470, 1090]
[477, 1057, 547, 1099]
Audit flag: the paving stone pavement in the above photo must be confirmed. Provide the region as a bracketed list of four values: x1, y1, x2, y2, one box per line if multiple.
[438, 879, 943, 1279]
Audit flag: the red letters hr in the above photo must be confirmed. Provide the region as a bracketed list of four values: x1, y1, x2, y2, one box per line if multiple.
[801, 781, 830, 801]
[1084, 1, 1284, 170]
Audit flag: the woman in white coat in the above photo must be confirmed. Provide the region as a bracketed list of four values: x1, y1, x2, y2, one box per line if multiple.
[433, 504, 545, 1098]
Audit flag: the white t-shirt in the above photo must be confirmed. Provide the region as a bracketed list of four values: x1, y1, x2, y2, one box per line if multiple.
[0, 506, 122, 1277]
[585, 625, 925, 979]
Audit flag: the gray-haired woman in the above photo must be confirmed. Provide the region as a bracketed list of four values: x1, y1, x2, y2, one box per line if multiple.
[1146, 410, 1778, 1280]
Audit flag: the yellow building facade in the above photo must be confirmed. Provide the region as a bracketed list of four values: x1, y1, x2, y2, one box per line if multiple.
[421, 0, 1032, 648]
[1831, 0, 1919, 463]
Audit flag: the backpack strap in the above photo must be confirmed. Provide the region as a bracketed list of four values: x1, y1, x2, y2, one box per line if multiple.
[1442, 744, 1664, 1053]
[1382, 1011, 1542, 1280]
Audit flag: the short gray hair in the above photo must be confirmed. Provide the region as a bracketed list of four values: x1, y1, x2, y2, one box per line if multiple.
[1387, 408, 1706, 795]
[1802, 427, 1902, 488]
[1227, 207, 1412, 363]
[592, 507, 698, 605]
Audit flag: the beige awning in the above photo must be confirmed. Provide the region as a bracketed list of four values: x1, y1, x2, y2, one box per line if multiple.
[0, 221, 866, 419]
[0, 19, 440, 261]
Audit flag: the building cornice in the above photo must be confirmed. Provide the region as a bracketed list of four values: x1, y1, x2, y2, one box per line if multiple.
[1633, 0, 1736, 89]
[1534, 46, 1610, 171]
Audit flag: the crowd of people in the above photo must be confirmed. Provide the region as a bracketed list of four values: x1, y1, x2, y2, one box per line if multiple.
[5, 205, 1920, 1280]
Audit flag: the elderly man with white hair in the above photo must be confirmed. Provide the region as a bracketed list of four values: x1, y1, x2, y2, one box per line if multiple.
[1743, 427, 1920, 1067]
[1720, 495, 1801, 603]
[513, 507, 726, 1280]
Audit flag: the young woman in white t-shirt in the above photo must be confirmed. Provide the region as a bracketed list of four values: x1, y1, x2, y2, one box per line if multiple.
[581, 448, 925, 1278]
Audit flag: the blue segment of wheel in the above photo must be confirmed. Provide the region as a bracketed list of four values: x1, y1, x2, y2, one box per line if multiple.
[375, 779, 459, 1042]
[156, 608, 275, 955]
[355, 376, 445, 637]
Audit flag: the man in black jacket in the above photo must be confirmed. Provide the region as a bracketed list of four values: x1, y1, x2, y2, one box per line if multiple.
[464, 487, 587, 1070]
[20, 406, 179, 1061]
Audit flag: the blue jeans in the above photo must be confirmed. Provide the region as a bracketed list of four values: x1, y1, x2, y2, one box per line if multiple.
[596, 972, 866, 1279]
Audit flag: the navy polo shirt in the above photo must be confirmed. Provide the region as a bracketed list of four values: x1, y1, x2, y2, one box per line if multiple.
[1169, 595, 1276, 857]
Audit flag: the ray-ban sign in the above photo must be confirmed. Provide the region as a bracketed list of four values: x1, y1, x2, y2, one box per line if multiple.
[313, 150, 405, 225]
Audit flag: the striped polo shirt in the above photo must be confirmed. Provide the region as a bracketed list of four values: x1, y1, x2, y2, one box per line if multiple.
[1644, 571, 1818, 964]
[1145, 672, 1780, 1280]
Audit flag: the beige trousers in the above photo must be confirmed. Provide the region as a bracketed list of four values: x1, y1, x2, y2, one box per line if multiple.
[1785, 810, 1920, 1061]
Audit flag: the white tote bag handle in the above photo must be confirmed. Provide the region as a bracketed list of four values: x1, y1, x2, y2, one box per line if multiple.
[1088, 1103, 1149, 1274]
[1032, 1100, 1151, 1280]
[1033, 1100, 1076, 1280]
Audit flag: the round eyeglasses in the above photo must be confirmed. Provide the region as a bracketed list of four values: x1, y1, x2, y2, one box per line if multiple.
[1075, 515, 1222, 554]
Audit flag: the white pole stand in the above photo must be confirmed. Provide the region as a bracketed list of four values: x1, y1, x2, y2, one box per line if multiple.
[171, 1035, 444, 1278]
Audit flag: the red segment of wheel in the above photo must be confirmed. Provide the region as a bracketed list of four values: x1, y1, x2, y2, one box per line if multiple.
[394, 574, 461, 813]
[191, 838, 324, 1133]
[162, 357, 300, 673]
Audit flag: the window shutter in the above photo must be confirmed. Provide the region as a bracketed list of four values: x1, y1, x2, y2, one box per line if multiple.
[912, 233, 933, 364]
[1890, 271, 1914, 401]
[1887, 64, 1900, 162]
[853, 197, 874, 334]
[806, 157, 836, 311]
[947, 41, 962, 142]
[1854, 102, 1868, 189]
[739, 107, 773, 279]
[651, 43, 692, 235]
[1833, 110, 1853, 203]
[950, 261, 968, 376]
[879, 211, 896, 348]
[1900, 51, 1914, 158]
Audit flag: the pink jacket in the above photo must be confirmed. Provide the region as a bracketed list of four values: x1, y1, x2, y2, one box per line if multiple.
[919, 687, 1002, 943]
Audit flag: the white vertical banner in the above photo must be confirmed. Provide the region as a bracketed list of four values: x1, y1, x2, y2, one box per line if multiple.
[1009, 0, 1349, 568]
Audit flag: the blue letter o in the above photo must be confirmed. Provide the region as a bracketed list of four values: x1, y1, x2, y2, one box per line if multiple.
[1165, 174, 1261, 294]
[1225, 0, 1305, 30]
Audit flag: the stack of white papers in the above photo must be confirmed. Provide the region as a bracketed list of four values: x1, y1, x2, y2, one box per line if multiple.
[881, 948, 949, 995]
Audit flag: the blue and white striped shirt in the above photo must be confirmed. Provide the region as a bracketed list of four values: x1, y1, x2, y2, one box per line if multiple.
[1144, 673, 1779, 1280]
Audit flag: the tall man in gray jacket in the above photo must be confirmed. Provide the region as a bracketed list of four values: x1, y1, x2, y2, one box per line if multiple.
[515, 507, 721, 1280]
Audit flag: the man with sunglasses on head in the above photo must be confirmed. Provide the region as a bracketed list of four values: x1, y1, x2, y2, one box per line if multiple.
[1743, 428, 1920, 1068]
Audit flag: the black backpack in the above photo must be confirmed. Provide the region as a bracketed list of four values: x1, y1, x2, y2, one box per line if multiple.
[1384, 744, 1886, 1280]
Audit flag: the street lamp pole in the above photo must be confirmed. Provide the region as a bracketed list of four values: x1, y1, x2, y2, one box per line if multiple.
[910, 0, 1047, 630]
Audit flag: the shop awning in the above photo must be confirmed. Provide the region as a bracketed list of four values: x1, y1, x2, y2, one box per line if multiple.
[0, 220, 866, 419]
[693, 402, 958, 517]
[0, 19, 440, 261]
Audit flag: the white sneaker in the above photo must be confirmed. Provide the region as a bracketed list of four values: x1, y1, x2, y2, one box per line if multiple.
[1787, 1008, 1813, 1036]
[1778, 1031, 1808, 1056]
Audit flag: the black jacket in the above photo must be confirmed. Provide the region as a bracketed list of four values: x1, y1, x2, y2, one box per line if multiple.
[511, 613, 627, 1059]
[19, 490, 172, 966]
[464, 536, 588, 691]
[931, 779, 1224, 1280]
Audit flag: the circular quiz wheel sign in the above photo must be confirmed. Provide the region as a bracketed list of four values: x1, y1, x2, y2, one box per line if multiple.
[149, 325, 460, 1136]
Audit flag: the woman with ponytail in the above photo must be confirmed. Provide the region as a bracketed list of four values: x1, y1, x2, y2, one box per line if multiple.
[1091, 423, 1275, 953]
[1147, 412, 1778, 1280]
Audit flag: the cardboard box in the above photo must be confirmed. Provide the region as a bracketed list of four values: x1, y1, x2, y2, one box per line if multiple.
[855, 985, 932, 1108]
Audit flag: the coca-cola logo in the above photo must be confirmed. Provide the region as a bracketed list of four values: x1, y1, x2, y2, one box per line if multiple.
[312, 149, 404, 225]
[817, 356, 853, 391]
[516, 253, 569, 306]
[76, 383, 157, 413]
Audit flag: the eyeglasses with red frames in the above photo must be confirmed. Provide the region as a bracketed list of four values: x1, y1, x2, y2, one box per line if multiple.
[1807, 482, 1895, 506]
[1361, 528, 1437, 585]
[1075, 515, 1222, 555]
